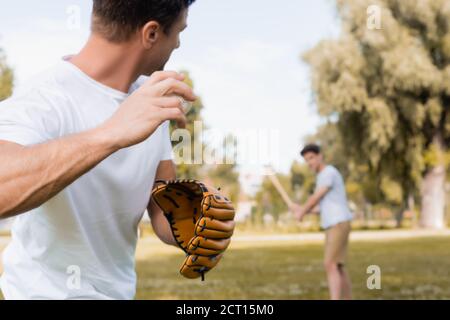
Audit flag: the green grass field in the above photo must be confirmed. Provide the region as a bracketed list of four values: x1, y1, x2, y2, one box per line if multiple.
[134, 236, 450, 300]
[1, 235, 450, 300]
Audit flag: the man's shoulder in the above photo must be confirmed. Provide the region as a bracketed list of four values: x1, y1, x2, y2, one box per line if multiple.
[326, 165, 339, 174]
[318, 165, 340, 180]
[326, 166, 346, 183]
[3, 63, 71, 106]
[319, 165, 335, 175]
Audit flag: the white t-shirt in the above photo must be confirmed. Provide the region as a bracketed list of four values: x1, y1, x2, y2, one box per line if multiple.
[0, 59, 173, 299]
[316, 165, 353, 230]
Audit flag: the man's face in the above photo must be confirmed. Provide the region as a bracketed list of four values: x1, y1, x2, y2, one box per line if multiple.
[142, 9, 188, 74]
[303, 152, 323, 173]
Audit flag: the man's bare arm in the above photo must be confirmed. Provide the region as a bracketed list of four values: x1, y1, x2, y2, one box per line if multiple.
[0, 128, 118, 219]
[291, 186, 331, 220]
[303, 186, 330, 214]
[147, 160, 177, 246]
[0, 71, 195, 219]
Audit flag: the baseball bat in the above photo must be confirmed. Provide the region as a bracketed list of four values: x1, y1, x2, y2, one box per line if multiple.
[265, 166, 294, 208]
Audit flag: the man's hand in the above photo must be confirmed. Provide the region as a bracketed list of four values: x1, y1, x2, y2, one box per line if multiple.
[148, 160, 178, 246]
[101, 71, 196, 149]
[290, 186, 330, 223]
[0, 71, 195, 219]
[290, 203, 306, 221]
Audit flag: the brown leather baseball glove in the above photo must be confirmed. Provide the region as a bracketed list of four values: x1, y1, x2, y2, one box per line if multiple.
[151, 180, 236, 281]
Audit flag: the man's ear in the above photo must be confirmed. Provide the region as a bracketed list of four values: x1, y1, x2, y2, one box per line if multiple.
[141, 21, 161, 49]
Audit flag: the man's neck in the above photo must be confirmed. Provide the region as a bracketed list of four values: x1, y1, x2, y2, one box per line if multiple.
[68, 34, 144, 93]
[317, 163, 327, 173]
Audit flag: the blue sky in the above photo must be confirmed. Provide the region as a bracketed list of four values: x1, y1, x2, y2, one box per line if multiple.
[0, 0, 340, 183]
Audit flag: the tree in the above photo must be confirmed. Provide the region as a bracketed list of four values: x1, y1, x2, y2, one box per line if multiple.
[304, 0, 450, 229]
[309, 122, 406, 226]
[204, 163, 240, 205]
[290, 160, 315, 203]
[305, 123, 349, 178]
[171, 71, 205, 179]
[254, 172, 294, 223]
[171, 72, 241, 202]
[0, 49, 13, 101]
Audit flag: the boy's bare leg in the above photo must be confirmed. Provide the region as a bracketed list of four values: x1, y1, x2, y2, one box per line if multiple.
[339, 264, 352, 300]
[325, 262, 343, 300]
[324, 222, 352, 300]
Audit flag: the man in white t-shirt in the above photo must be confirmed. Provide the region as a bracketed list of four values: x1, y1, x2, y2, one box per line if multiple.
[0, 0, 197, 299]
[290, 144, 353, 300]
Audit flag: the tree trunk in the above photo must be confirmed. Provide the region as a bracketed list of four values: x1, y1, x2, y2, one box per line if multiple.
[420, 135, 446, 229]
[408, 194, 418, 229]
[395, 206, 404, 229]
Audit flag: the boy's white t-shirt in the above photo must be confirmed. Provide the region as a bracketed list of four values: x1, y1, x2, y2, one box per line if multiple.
[0, 59, 173, 299]
[316, 165, 353, 230]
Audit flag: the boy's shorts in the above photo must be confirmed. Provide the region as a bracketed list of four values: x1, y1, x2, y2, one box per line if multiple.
[324, 221, 351, 266]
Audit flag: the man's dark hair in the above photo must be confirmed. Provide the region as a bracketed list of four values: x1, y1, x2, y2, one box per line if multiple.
[300, 144, 321, 157]
[92, 0, 196, 42]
